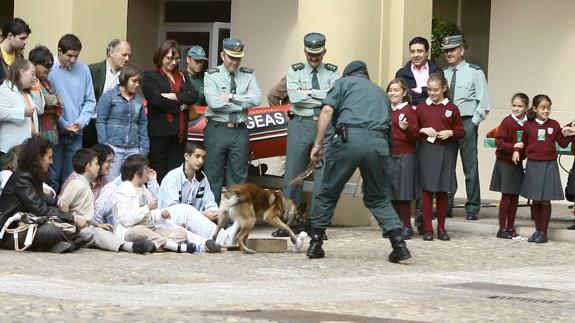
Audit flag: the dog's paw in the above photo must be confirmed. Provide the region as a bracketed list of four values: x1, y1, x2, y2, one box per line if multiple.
[294, 231, 308, 252]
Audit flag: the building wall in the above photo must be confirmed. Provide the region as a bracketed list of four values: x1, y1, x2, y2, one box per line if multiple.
[14, 0, 128, 65]
[127, 0, 160, 71]
[230, 0, 299, 105]
[482, 0, 575, 202]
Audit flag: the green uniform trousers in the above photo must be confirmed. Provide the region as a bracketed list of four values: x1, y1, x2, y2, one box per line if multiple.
[449, 118, 481, 215]
[283, 116, 325, 206]
[311, 128, 402, 233]
[204, 121, 250, 204]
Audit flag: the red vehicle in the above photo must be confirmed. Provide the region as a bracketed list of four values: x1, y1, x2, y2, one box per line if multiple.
[188, 105, 290, 160]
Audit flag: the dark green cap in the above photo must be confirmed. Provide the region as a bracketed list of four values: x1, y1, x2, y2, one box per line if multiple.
[441, 35, 464, 50]
[223, 38, 244, 58]
[304, 32, 326, 54]
[187, 45, 208, 61]
[342, 60, 367, 77]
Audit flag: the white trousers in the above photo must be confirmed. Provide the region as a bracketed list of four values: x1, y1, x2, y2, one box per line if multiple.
[159, 204, 240, 251]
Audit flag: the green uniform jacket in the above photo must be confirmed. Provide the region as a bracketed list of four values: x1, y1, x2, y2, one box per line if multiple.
[204, 64, 261, 123]
[287, 61, 339, 116]
[444, 60, 490, 125]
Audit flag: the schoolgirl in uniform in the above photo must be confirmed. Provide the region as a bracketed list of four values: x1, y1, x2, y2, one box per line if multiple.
[490, 93, 529, 239]
[512, 95, 573, 243]
[415, 73, 465, 241]
[386, 78, 419, 239]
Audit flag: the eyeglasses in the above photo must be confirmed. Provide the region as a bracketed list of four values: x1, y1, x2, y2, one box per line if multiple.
[164, 56, 181, 62]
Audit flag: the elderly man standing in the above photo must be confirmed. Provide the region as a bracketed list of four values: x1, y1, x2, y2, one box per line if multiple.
[395, 36, 442, 105]
[442, 35, 491, 220]
[86, 39, 132, 148]
[203, 38, 261, 203]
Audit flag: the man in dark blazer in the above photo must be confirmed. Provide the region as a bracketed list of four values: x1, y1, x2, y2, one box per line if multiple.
[395, 37, 443, 105]
[85, 39, 131, 148]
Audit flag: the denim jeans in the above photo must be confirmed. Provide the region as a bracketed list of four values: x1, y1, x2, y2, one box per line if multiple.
[49, 134, 83, 192]
[108, 145, 140, 181]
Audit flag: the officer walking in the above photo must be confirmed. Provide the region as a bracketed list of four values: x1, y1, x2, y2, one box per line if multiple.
[185, 45, 209, 106]
[203, 38, 261, 203]
[442, 35, 491, 220]
[283, 32, 339, 207]
[307, 60, 411, 263]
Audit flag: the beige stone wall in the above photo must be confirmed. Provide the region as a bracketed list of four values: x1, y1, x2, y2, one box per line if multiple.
[230, 0, 299, 105]
[127, 0, 160, 71]
[480, 0, 575, 202]
[14, 0, 128, 65]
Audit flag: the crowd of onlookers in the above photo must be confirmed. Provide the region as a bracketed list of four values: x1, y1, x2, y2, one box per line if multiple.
[0, 15, 574, 258]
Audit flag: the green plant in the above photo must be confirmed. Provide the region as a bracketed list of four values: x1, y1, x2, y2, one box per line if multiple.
[431, 16, 462, 61]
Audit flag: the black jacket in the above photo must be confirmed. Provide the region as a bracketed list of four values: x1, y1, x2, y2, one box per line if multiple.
[141, 70, 198, 137]
[0, 170, 74, 228]
[395, 60, 443, 105]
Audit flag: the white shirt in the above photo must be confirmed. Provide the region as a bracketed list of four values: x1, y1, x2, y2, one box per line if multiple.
[112, 181, 167, 240]
[425, 97, 449, 106]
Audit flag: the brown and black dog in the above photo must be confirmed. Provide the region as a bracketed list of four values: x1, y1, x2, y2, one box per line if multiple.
[211, 183, 304, 254]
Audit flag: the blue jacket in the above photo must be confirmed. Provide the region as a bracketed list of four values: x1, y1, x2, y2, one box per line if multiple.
[395, 60, 443, 105]
[95, 86, 149, 154]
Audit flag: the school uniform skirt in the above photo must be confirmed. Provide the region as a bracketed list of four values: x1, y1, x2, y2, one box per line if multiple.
[418, 141, 458, 193]
[489, 159, 524, 195]
[520, 159, 564, 201]
[389, 153, 419, 201]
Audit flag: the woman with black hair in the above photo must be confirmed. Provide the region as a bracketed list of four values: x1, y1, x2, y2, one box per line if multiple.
[0, 135, 88, 252]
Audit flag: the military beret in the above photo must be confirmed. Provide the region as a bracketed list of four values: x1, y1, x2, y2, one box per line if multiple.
[342, 60, 367, 77]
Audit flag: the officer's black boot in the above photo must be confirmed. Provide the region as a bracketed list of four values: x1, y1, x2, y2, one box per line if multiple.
[386, 228, 411, 263]
[307, 227, 326, 259]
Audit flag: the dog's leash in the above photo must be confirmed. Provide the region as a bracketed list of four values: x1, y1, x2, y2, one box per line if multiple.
[287, 159, 324, 186]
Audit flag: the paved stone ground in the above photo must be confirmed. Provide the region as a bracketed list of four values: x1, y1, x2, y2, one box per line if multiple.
[1, 224, 574, 322]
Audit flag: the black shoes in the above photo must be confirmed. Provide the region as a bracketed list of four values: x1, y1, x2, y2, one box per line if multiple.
[568, 224, 575, 230]
[422, 232, 434, 241]
[466, 214, 478, 221]
[177, 242, 197, 253]
[132, 240, 156, 254]
[402, 227, 414, 240]
[534, 232, 548, 243]
[271, 228, 289, 237]
[437, 230, 451, 241]
[496, 229, 512, 239]
[205, 239, 221, 253]
[414, 215, 424, 236]
[307, 228, 326, 259]
[528, 231, 543, 243]
[386, 228, 411, 263]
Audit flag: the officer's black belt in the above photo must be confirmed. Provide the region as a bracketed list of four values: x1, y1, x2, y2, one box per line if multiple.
[461, 116, 473, 120]
[292, 114, 319, 121]
[347, 127, 387, 138]
[208, 119, 246, 128]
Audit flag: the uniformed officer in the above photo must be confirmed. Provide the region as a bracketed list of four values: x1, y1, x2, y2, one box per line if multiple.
[185, 45, 208, 106]
[203, 38, 262, 203]
[307, 60, 411, 263]
[283, 32, 340, 208]
[442, 35, 491, 220]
